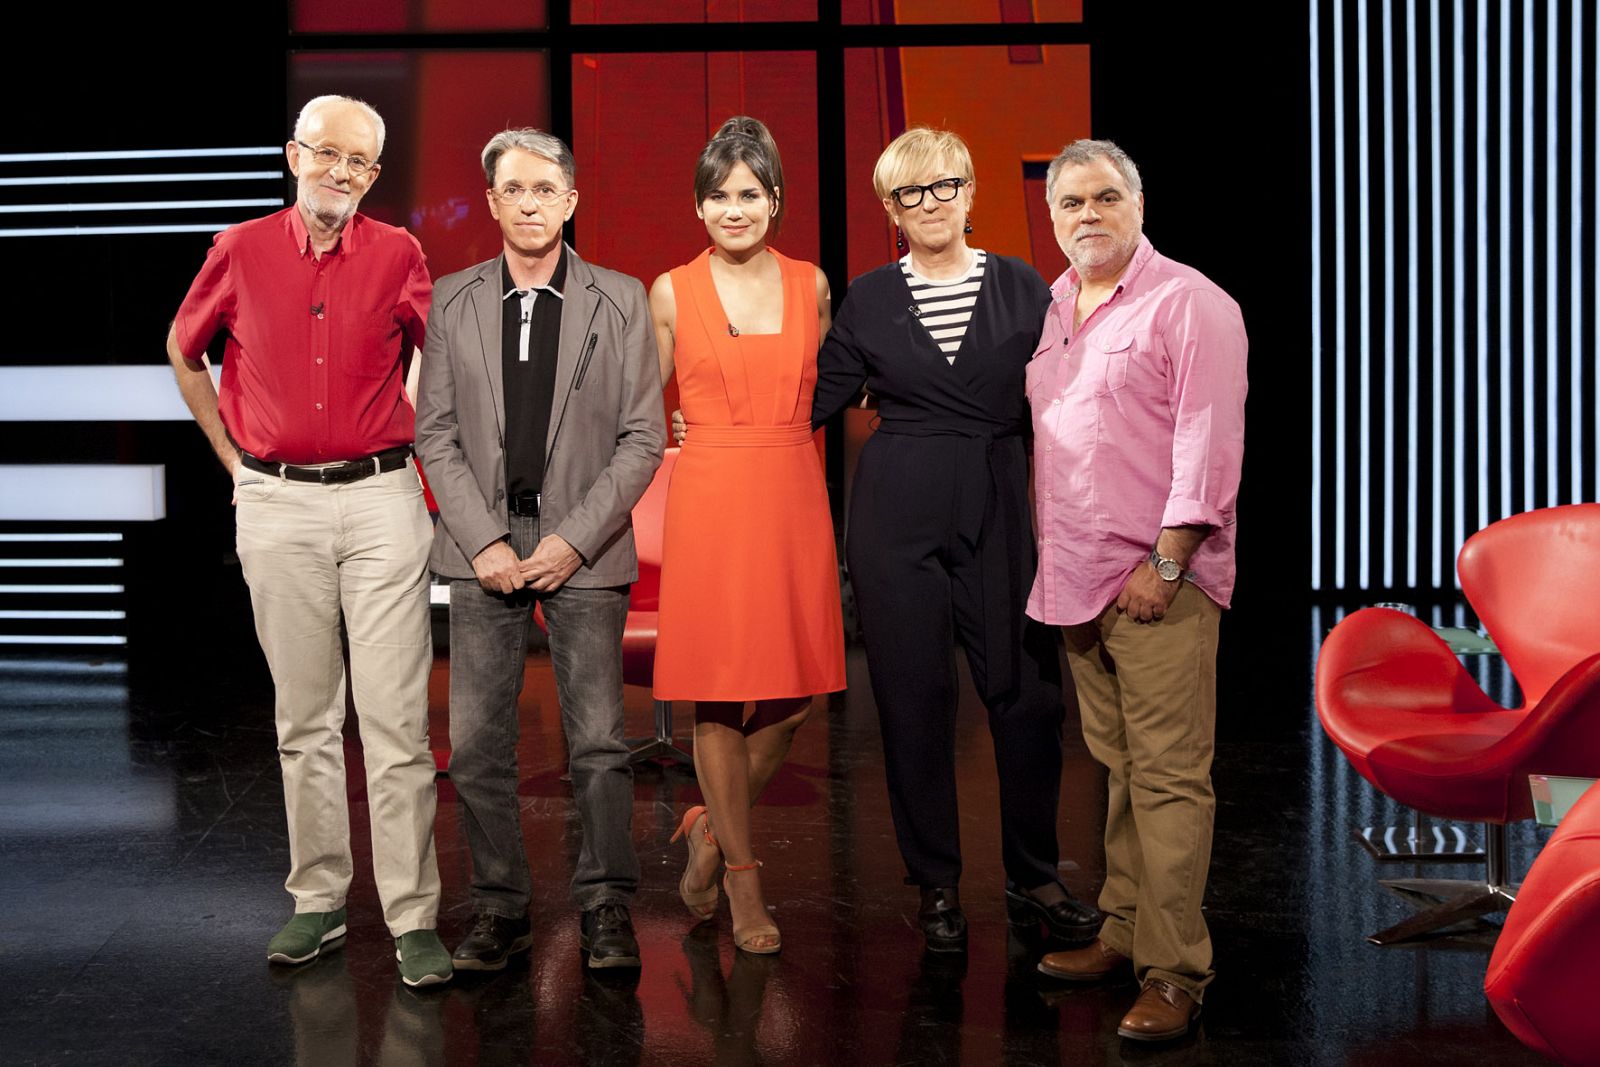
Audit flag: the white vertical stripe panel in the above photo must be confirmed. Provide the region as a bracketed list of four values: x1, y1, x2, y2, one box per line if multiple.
[1311, 0, 1324, 590]
[1335, 0, 1349, 591]
[1577, 3, 1587, 506]
[1545, 0, 1559, 507]
[1451, 0, 1466, 577]
[1406, 0, 1420, 589]
[1523, 0, 1536, 513]
[1474, 2, 1489, 536]
[1358, 0, 1372, 589]
[1430, 0, 1444, 588]
[1382, 0, 1396, 589]
[1497, 0, 1511, 522]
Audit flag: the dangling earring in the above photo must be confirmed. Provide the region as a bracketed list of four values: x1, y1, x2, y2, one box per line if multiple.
[963, 216, 973, 235]
[896, 226, 905, 251]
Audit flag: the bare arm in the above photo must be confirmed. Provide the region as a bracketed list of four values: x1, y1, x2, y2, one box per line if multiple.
[814, 264, 833, 340]
[649, 272, 676, 388]
[166, 322, 239, 478]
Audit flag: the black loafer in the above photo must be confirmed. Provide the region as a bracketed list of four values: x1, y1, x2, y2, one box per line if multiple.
[579, 903, 642, 969]
[1005, 880, 1099, 944]
[918, 886, 969, 954]
[452, 912, 533, 972]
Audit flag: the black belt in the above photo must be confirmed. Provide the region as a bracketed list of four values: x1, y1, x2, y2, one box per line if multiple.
[240, 446, 411, 485]
[508, 491, 541, 517]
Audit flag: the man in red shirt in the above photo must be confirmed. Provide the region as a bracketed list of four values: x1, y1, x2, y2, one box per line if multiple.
[165, 95, 451, 987]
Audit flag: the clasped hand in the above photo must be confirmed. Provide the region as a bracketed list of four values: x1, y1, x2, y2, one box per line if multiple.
[1115, 563, 1182, 624]
[472, 536, 582, 595]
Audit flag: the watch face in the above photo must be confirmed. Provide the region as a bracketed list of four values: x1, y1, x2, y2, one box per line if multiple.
[1156, 558, 1183, 581]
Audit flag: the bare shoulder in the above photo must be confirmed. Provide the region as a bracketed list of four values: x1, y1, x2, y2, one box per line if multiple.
[648, 273, 676, 320]
[812, 263, 832, 304]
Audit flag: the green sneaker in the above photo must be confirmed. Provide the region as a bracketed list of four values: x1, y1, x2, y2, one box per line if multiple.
[395, 929, 453, 988]
[266, 908, 348, 965]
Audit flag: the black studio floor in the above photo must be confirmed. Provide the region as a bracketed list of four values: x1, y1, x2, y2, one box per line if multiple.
[0, 593, 1551, 1066]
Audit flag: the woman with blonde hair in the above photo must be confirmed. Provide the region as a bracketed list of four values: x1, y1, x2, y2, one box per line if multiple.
[651, 116, 845, 955]
[810, 127, 1096, 952]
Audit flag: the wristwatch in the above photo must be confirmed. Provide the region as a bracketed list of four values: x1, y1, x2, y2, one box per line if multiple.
[1148, 547, 1184, 582]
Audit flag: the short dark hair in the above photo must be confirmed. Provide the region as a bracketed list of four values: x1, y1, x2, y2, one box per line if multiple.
[693, 116, 785, 229]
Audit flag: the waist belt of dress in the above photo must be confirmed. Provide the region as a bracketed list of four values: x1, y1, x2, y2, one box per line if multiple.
[875, 418, 1030, 705]
[239, 446, 411, 484]
[687, 425, 815, 447]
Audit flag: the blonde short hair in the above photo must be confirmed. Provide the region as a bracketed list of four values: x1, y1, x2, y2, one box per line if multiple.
[871, 127, 975, 201]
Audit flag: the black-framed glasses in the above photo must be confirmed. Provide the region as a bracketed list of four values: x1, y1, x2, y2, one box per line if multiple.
[492, 183, 575, 206]
[296, 141, 377, 175]
[890, 176, 967, 209]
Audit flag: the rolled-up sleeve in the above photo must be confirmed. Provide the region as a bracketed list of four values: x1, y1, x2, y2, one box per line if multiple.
[1160, 288, 1248, 531]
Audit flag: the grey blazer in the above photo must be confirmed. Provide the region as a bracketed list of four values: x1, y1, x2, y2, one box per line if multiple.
[415, 246, 664, 586]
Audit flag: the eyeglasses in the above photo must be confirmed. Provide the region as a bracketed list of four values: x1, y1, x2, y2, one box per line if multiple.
[492, 183, 575, 206]
[889, 177, 967, 209]
[296, 141, 378, 176]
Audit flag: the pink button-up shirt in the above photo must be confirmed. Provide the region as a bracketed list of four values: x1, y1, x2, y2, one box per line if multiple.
[1026, 236, 1247, 626]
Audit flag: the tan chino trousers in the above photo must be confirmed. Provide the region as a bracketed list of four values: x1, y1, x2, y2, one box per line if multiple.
[1062, 581, 1220, 1002]
[234, 459, 442, 936]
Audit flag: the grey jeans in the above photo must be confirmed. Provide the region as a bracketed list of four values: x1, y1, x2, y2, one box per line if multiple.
[446, 515, 638, 914]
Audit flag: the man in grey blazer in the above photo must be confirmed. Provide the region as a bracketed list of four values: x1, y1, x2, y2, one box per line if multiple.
[414, 128, 663, 970]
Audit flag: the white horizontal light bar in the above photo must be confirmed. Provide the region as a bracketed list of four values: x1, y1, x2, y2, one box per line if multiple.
[0, 559, 123, 567]
[0, 171, 283, 187]
[0, 365, 220, 421]
[0, 635, 127, 645]
[0, 610, 126, 619]
[0, 533, 123, 542]
[0, 224, 231, 237]
[0, 147, 280, 162]
[0, 584, 125, 593]
[0, 198, 282, 214]
[0, 658, 126, 673]
[0, 465, 165, 521]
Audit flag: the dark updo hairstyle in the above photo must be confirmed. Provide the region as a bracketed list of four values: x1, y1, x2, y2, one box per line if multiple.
[693, 116, 785, 230]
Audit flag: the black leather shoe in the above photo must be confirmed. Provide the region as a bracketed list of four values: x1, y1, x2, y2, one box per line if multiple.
[452, 912, 533, 972]
[579, 903, 642, 969]
[1005, 880, 1099, 944]
[918, 887, 969, 954]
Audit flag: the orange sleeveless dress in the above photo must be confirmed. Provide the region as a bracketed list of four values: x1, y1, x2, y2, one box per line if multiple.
[653, 248, 846, 700]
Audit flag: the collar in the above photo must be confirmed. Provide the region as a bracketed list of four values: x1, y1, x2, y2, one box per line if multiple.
[285, 203, 361, 258]
[1051, 234, 1156, 303]
[502, 245, 567, 301]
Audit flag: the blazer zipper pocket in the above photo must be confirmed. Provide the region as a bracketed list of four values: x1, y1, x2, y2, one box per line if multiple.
[573, 333, 599, 390]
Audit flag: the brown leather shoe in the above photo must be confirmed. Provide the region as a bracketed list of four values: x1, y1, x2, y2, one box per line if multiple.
[1036, 938, 1131, 982]
[1116, 978, 1201, 1041]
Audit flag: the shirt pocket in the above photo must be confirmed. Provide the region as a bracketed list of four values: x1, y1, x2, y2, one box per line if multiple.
[1093, 334, 1133, 396]
[1024, 339, 1053, 401]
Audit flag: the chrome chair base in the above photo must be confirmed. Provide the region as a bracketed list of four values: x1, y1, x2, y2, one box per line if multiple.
[626, 699, 694, 770]
[1365, 820, 1516, 945]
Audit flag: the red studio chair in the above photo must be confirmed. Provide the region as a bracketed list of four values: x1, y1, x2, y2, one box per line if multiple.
[1314, 503, 1600, 945]
[1484, 781, 1600, 1066]
[535, 447, 692, 770]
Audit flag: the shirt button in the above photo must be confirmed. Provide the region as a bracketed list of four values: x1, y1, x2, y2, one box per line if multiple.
[315, 403, 323, 411]
[1045, 445, 1053, 452]
[315, 358, 324, 365]
[1045, 491, 1052, 499]
[317, 312, 325, 320]
[1044, 538, 1052, 545]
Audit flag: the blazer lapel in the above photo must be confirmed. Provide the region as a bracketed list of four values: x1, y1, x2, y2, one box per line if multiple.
[469, 255, 505, 434]
[546, 245, 599, 457]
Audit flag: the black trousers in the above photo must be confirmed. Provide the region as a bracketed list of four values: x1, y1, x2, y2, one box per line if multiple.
[846, 432, 1065, 890]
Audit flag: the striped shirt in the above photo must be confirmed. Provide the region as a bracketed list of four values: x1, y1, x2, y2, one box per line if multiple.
[901, 248, 986, 363]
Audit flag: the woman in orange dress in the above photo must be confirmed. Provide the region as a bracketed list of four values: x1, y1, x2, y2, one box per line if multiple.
[649, 117, 845, 954]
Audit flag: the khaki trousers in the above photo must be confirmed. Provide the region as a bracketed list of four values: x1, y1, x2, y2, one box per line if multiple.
[1061, 582, 1219, 1002]
[235, 459, 441, 935]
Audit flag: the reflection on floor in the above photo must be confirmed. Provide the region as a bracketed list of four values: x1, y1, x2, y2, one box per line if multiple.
[0, 602, 1549, 1065]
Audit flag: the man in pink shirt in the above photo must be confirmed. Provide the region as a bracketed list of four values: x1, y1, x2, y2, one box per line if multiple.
[1026, 140, 1247, 1043]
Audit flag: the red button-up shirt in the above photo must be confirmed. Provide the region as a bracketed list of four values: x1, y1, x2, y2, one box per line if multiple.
[1026, 237, 1248, 626]
[173, 207, 432, 464]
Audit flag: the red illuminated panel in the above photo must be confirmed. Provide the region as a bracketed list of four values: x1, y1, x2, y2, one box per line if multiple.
[1023, 162, 1066, 284]
[570, 51, 818, 417]
[289, 51, 550, 280]
[572, 0, 815, 22]
[842, 0, 1080, 24]
[292, 0, 548, 32]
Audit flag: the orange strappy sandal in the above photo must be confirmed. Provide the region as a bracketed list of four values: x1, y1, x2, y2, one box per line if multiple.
[724, 859, 781, 954]
[670, 805, 720, 921]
